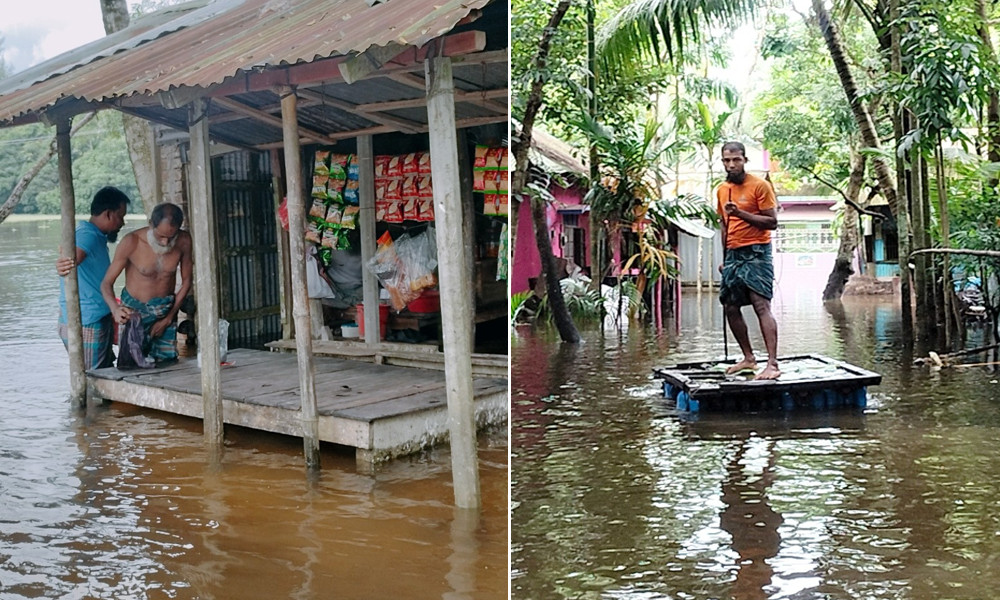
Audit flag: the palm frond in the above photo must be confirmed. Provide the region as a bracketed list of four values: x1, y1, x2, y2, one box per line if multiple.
[597, 0, 756, 69]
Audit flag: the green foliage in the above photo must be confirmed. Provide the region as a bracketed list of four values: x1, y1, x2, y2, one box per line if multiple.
[621, 226, 679, 283]
[512, 0, 714, 146]
[646, 194, 719, 228]
[535, 278, 605, 321]
[753, 11, 863, 190]
[891, 0, 999, 154]
[577, 113, 674, 223]
[511, 291, 533, 323]
[597, 0, 756, 68]
[942, 155, 1000, 254]
[0, 111, 139, 215]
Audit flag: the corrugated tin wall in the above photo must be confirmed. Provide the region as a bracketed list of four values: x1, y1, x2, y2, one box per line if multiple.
[213, 151, 282, 349]
[677, 233, 723, 286]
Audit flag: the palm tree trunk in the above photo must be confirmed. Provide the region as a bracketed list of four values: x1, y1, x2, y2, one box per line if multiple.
[813, 0, 898, 216]
[822, 148, 866, 301]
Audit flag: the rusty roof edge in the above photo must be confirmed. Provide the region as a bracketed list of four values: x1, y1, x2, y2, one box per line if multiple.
[0, 0, 498, 128]
[0, 0, 238, 97]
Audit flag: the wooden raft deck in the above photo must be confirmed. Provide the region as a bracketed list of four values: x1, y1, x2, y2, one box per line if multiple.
[653, 354, 881, 413]
[86, 348, 508, 468]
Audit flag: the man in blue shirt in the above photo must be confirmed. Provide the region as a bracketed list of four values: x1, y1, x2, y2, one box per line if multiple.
[58, 187, 130, 369]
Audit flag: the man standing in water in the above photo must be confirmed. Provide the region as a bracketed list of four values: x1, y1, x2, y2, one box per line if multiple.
[717, 141, 781, 380]
[58, 187, 131, 369]
[101, 202, 192, 365]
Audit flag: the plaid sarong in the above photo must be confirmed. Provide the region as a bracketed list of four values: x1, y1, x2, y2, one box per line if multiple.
[720, 243, 774, 307]
[58, 313, 115, 370]
[120, 288, 177, 362]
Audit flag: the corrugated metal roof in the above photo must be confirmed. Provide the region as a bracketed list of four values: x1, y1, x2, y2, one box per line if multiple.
[0, 0, 498, 130]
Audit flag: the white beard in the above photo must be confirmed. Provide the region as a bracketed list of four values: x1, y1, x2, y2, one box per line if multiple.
[147, 228, 176, 255]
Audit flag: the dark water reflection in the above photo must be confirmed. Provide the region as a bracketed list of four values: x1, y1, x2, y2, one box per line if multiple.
[1, 219, 507, 599]
[512, 286, 1000, 599]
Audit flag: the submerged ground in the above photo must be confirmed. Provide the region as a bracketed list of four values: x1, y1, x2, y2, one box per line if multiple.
[512, 286, 1000, 600]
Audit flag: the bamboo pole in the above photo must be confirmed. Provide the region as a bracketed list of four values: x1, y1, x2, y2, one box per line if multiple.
[425, 57, 480, 509]
[358, 134, 380, 346]
[909, 248, 1000, 258]
[188, 99, 224, 451]
[55, 118, 87, 406]
[279, 86, 321, 470]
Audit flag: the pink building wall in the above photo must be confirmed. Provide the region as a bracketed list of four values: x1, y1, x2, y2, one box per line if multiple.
[512, 198, 541, 294]
[511, 184, 588, 294]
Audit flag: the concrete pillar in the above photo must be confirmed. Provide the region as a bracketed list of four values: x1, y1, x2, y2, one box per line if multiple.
[357, 134, 380, 345]
[425, 57, 480, 509]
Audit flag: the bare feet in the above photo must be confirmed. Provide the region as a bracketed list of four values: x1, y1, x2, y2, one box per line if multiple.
[725, 358, 757, 374]
[755, 363, 781, 380]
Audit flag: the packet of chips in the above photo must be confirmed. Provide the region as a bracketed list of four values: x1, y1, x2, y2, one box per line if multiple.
[309, 197, 328, 219]
[311, 174, 329, 199]
[305, 218, 323, 243]
[341, 206, 359, 229]
[313, 151, 330, 176]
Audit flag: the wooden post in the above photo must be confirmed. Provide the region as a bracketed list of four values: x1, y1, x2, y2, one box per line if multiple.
[270, 149, 294, 340]
[425, 57, 480, 509]
[188, 99, 224, 451]
[358, 134, 380, 346]
[56, 118, 87, 406]
[279, 86, 321, 470]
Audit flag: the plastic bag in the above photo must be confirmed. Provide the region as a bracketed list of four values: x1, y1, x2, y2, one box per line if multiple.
[365, 232, 409, 310]
[277, 197, 289, 231]
[364, 228, 438, 311]
[394, 226, 437, 292]
[306, 247, 336, 299]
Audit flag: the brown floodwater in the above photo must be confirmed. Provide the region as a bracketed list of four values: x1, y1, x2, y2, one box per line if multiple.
[0, 219, 508, 599]
[512, 285, 1000, 599]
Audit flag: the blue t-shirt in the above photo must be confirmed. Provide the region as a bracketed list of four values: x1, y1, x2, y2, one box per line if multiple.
[59, 221, 112, 325]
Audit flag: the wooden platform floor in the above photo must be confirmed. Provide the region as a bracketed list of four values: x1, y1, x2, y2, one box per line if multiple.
[87, 348, 508, 468]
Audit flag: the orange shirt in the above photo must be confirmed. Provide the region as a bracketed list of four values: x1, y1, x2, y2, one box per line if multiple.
[716, 173, 777, 249]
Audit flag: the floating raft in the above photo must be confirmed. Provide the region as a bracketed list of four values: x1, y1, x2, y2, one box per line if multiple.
[653, 354, 881, 412]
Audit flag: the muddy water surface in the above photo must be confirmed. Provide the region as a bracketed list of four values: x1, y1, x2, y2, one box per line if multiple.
[512, 285, 1000, 599]
[0, 219, 507, 599]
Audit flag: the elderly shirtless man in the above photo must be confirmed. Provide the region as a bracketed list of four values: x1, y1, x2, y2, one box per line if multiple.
[101, 203, 192, 364]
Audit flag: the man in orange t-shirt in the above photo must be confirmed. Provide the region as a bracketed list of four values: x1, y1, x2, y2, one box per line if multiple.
[716, 141, 780, 380]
